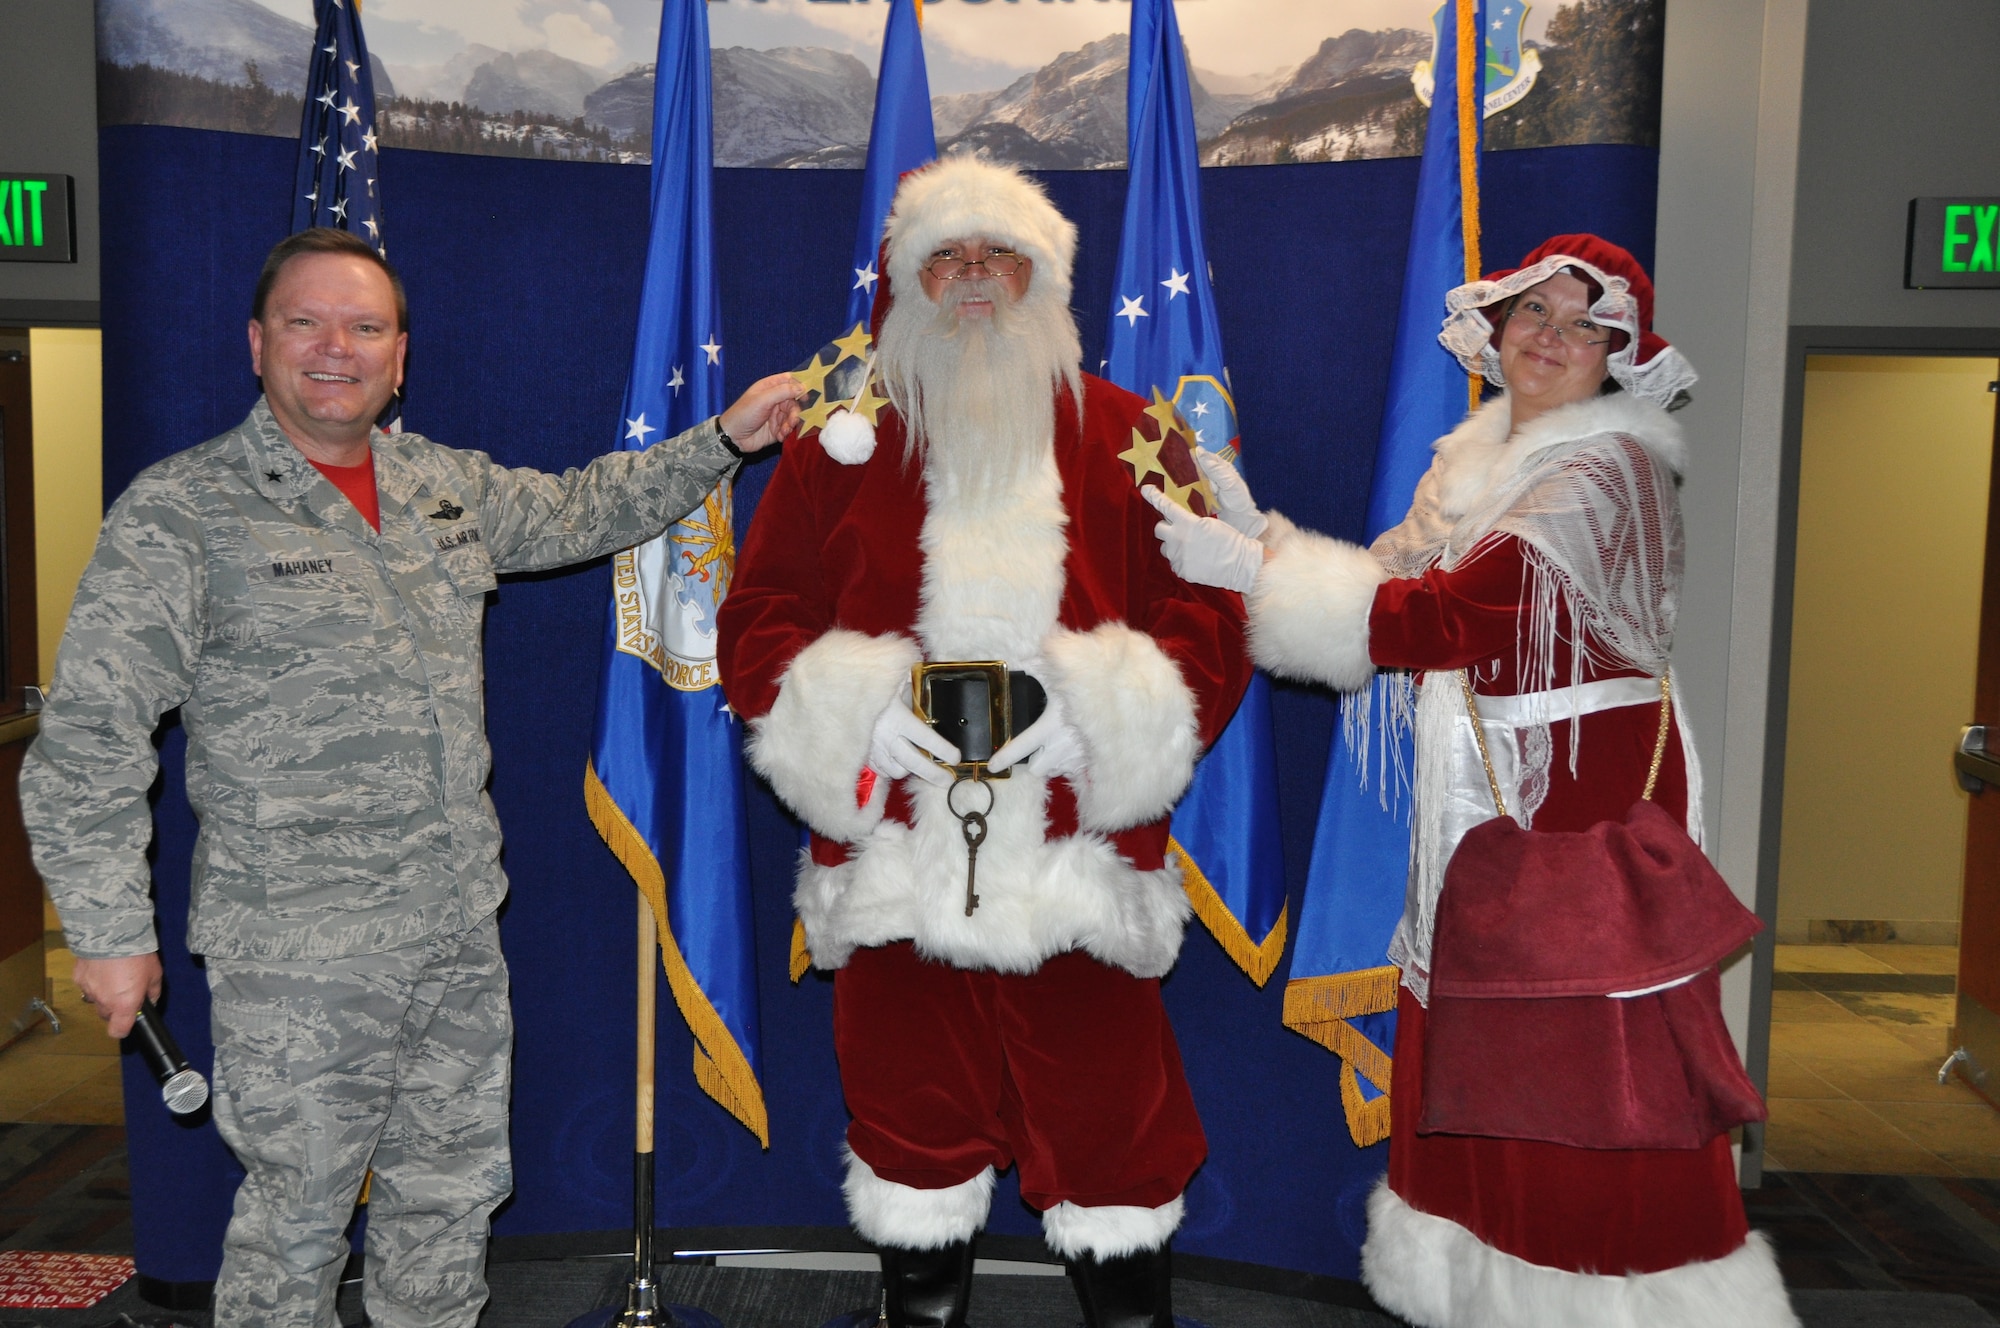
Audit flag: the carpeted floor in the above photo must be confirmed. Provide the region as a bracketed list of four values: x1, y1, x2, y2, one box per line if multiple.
[7, 1125, 2000, 1326]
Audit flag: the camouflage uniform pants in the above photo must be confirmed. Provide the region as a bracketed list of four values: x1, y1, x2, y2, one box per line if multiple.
[205, 918, 513, 1328]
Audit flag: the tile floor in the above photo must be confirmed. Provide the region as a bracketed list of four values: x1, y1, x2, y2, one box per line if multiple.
[1766, 942, 2000, 1178]
[0, 897, 124, 1126]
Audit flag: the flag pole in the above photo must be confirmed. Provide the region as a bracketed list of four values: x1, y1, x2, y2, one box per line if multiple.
[564, 899, 721, 1328]
[626, 895, 661, 1326]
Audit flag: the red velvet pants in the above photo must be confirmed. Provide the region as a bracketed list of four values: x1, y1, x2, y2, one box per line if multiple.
[832, 941, 1207, 1212]
[1389, 988, 1749, 1274]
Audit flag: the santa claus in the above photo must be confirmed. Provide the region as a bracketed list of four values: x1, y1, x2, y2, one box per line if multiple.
[716, 156, 1250, 1327]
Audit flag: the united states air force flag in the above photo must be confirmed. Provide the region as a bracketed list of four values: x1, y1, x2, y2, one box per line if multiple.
[845, 0, 935, 334]
[585, 0, 767, 1147]
[1106, 0, 1287, 986]
[292, 0, 385, 249]
[1281, 0, 1485, 1148]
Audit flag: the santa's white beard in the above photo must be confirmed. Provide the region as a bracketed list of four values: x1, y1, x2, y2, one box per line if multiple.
[878, 280, 1084, 496]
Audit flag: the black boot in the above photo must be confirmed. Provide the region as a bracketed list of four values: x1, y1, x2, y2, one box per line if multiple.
[1064, 1243, 1174, 1328]
[878, 1240, 976, 1328]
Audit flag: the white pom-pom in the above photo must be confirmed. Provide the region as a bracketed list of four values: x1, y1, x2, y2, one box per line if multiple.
[819, 407, 877, 465]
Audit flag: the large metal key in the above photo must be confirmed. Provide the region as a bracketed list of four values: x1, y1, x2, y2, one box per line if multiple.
[961, 810, 986, 916]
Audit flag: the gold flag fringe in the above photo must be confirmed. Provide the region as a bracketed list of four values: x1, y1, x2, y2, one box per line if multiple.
[1283, 967, 1399, 1147]
[1339, 1061, 1394, 1148]
[789, 917, 813, 983]
[1169, 838, 1287, 986]
[585, 761, 771, 1148]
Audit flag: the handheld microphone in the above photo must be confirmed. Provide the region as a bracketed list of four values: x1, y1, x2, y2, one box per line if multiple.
[126, 999, 210, 1115]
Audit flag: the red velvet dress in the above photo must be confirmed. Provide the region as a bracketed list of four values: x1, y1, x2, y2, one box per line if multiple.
[1368, 533, 1750, 1276]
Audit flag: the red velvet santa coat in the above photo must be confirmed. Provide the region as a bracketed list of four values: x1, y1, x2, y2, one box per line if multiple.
[717, 374, 1250, 980]
[1247, 393, 1796, 1327]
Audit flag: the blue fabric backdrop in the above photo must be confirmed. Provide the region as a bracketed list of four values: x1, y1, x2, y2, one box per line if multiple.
[95, 122, 1657, 1286]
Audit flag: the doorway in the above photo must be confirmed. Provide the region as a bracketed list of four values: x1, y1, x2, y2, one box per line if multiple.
[1766, 352, 2000, 1176]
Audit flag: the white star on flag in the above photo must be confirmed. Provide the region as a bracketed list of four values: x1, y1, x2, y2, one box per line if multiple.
[626, 414, 658, 443]
[853, 263, 878, 293]
[669, 366, 686, 395]
[700, 337, 722, 365]
[311, 137, 327, 157]
[331, 197, 348, 221]
[346, 59, 360, 80]
[1117, 295, 1149, 326]
[337, 147, 357, 172]
[1190, 399, 1211, 416]
[323, 41, 337, 56]
[317, 87, 338, 109]
[363, 217, 379, 239]
[339, 98, 362, 125]
[1161, 269, 1191, 299]
[304, 186, 319, 205]
[362, 128, 378, 153]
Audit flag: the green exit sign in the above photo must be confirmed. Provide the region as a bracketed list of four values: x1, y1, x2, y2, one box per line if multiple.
[1909, 197, 2000, 289]
[0, 175, 74, 263]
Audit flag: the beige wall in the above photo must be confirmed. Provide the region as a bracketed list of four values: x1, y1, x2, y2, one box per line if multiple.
[1777, 355, 1998, 942]
[27, 328, 102, 685]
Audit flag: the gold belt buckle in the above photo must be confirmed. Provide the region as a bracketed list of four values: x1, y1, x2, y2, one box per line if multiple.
[911, 660, 1015, 780]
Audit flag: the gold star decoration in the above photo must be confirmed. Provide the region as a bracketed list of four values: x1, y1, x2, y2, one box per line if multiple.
[1120, 425, 1168, 485]
[800, 392, 841, 433]
[792, 352, 834, 402]
[832, 322, 873, 365]
[847, 371, 891, 425]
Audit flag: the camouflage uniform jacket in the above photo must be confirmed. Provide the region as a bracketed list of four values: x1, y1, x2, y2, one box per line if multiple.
[23, 398, 738, 962]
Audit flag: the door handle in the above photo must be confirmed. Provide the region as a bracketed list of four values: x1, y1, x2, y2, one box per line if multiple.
[1959, 725, 2000, 793]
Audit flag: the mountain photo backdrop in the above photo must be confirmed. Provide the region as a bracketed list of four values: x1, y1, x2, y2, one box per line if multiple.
[95, 0, 1662, 167]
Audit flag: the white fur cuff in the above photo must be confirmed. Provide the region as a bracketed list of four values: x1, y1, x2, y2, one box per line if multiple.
[843, 1148, 996, 1250]
[1041, 1197, 1185, 1260]
[1360, 1181, 1800, 1328]
[746, 630, 922, 843]
[1041, 623, 1200, 833]
[1248, 515, 1386, 694]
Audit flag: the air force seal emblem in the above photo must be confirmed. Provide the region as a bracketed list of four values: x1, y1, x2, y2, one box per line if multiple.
[1412, 0, 1542, 118]
[612, 483, 735, 692]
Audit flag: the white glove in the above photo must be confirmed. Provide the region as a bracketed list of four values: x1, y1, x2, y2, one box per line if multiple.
[987, 685, 1085, 779]
[1143, 486, 1264, 592]
[1196, 450, 1268, 538]
[868, 700, 960, 789]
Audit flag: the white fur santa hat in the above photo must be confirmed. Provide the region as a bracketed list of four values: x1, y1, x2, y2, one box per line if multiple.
[882, 155, 1078, 317]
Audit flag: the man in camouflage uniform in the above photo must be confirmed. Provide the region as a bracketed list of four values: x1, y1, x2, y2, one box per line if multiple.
[21, 228, 800, 1328]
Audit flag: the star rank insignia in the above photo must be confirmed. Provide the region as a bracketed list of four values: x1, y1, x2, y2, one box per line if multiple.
[1120, 387, 1217, 518]
[792, 323, 882, 434]
[265, 469, 285, 483]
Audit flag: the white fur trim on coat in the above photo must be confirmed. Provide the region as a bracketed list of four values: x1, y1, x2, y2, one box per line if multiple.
[886, 157, 1078, 314]
[794, 809, 1191, 978]
[843, 1148, 995, 1250]
[1043, 623, 1200, 833]
[1248, 511, 1386, 693]
[1360, 1181, 1800, 1328]
[745, 629, 922, 843]
[1041, 1197, 1185, 1260]
[1425, 394, 1686, 525]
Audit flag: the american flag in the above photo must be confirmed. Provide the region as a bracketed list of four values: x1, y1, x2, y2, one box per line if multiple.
[291, 0, 386, 253]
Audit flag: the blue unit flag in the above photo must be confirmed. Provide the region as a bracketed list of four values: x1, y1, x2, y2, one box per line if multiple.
[585, 0, 767, 1146]
[1106, 0, 1286, 985]
[844, 0, 936, 335]
[1282, 0, 1485, 1147]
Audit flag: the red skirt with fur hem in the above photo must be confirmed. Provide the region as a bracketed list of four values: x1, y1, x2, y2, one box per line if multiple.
[1387, 986, 1748, 1274]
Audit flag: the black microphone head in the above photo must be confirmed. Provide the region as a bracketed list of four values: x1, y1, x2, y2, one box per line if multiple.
[161, 1068, 209, 1115]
